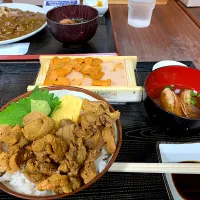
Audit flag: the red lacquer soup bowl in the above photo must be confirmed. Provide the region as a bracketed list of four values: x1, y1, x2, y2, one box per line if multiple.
[143, 66, 200, 134]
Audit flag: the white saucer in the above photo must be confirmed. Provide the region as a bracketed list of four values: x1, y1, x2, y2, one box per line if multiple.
[152, 60, 187, 71]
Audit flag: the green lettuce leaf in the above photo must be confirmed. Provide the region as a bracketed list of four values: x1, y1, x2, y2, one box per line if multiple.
[0, 87, 61, 126]
[0, 98, 31, 126]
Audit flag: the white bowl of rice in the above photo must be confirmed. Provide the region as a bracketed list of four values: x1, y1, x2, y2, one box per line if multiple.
[0, 86, 122, 199]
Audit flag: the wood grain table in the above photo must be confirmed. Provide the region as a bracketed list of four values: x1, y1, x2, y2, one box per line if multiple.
[109, 0, 200, 69]
[176, 0, 200, 28]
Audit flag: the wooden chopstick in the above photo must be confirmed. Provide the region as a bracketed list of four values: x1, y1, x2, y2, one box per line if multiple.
[109, 163, 200, 174]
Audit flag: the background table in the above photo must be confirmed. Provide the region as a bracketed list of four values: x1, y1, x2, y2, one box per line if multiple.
[109, 0, 200, 69]
[176, 0, 200, 28]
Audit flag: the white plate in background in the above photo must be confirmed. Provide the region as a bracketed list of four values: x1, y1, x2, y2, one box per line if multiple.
[83, 0, 108, 17]
[152, 60, 187, 71]
[85, 0, 106, 6]
[158, 142, 200, 200]
[0, 3, 47, 45]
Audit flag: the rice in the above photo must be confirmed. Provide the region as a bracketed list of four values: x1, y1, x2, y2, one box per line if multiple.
[0, 148, 111, 196]
[0, 172, 54, 196]
[95, 123, 118, 173]
[0, 150, 110, 196]
[95, 148, 109, 173]
[0, 122, 118, 196]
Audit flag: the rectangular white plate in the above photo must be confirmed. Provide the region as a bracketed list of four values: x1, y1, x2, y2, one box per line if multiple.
[158, 142, 200, 200]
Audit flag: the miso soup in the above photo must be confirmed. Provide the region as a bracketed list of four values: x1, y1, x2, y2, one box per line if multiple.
[150, 85, 200, 119]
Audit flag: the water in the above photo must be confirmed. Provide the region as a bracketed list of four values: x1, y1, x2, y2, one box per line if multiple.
[128, 18, 151, 28]
[128, 0, 156, 10]
[128, 0, 156, 28]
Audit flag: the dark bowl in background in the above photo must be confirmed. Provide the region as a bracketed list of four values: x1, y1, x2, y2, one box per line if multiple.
[143, 66, 200, 134]
[46, 5, 99, 44]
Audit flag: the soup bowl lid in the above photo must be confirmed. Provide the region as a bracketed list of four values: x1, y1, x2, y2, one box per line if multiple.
[152, 61, 187, 71]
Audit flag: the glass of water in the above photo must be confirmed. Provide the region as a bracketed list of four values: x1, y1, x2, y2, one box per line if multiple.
[128, 0, 156, 28]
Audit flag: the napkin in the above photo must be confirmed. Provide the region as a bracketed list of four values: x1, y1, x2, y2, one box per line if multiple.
[0, 43, 30, 55]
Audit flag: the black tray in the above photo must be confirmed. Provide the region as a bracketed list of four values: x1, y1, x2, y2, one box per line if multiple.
[0, 61, 197, 200]
[19, 11, 117, 55]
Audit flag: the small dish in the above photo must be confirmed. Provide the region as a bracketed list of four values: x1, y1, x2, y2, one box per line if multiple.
[83, 0, 108, 17]
[152, 60, 187, 71]
[158, 142, 200, 200]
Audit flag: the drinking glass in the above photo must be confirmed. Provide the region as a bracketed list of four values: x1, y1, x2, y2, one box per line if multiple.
[128, 0, 156, 28]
